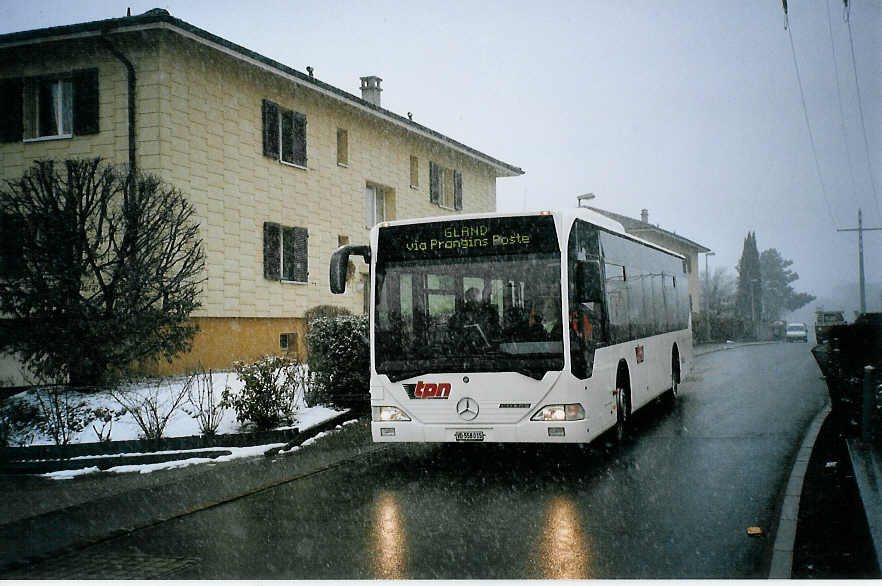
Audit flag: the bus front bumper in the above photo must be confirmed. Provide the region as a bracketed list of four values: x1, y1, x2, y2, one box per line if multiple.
[371, 420, 601, 444]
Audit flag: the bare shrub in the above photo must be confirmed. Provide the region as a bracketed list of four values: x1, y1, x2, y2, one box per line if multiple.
[111, 378, 190, 441]
[184, 368, 226, 436]
[90, 406, 122, 443]
[33, 387, 92, 446]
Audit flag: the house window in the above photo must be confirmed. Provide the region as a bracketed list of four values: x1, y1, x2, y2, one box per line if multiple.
[263, 222, 308, 283]
[262, 99, 307, 167]
[429, 161, 462, 210]
[25, 78, 73, 139]
[280, 332, 298, 353]
[337, 128, 349, 166]
[410, 155, 419, 188]
[362, 274, 370, 314]
[0, 69, 99, 143]
[365, 184, 388, 227]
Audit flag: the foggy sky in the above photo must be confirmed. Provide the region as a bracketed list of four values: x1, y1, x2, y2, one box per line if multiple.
[2, 0, 879, 314]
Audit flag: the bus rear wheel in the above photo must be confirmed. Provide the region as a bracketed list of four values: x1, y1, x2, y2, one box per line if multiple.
[669, 348, 681, 401]
[614, 365, 631, 442]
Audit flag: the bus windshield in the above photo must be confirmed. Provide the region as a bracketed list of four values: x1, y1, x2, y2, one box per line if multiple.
[374, 216, 564, 381]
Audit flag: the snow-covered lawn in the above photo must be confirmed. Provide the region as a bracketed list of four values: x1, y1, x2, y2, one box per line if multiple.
[8, 370, 342, 446]
[4, 369, 358, 479]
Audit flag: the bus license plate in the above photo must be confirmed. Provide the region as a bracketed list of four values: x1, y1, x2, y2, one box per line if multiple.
[454, 431, 485, 442]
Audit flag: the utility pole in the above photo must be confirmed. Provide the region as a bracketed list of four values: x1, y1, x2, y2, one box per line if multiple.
[837, 209, 882, 313]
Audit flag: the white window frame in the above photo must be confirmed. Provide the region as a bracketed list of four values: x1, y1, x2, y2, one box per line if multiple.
[365, 185, 387, 227]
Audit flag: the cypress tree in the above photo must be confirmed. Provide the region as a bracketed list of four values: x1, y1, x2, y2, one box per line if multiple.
[735, 232, 762, 334]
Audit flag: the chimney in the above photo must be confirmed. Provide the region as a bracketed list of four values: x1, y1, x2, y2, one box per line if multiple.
[640, 208, 649, 223]
[360, 76, 382, 107]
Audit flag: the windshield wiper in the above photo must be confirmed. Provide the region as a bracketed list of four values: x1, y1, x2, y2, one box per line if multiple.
[463, 323, 491, 348]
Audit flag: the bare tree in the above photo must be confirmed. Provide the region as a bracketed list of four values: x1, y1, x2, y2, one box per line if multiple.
[701, 266, 737, 317]
[0, 158, 205, 386]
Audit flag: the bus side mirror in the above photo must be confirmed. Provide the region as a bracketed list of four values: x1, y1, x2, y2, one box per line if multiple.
[330, 244, 371, 294]
[575, 261, 602, 302]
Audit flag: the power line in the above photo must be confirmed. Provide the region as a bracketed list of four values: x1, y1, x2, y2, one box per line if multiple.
[826, 0, 861, 215]
[844, 9, 882, 223]
[785, 16, 839, 226]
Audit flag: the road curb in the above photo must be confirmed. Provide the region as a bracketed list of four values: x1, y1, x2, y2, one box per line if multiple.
[768, 402, 831, 578]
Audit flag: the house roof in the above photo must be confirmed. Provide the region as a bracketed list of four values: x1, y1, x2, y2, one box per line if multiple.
[0, 8, 524, 178]
[586, 206, 711, 254]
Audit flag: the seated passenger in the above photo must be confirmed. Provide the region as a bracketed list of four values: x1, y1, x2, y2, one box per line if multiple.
[449, 287, 500, 347]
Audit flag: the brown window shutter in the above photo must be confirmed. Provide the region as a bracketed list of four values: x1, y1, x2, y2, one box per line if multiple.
[72, 69, 99, 135]
[453, 170, 463, 210]
[262, 99, 279, 158]
[337, 128, 348, 165]
[0, 78, 23, 143]
[410, 155, 419, 186]
[292, 112, 307, 167]
[282, 226, 296, 280]
[429, 161, 441, 204]
[263, 222, 281, 279]
[280, 109, 294, 163]
[292, 226, 308, 282]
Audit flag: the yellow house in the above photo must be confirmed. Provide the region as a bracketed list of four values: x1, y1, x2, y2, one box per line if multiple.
[587, 206, 710, 314]
[0, 8, 522, 380]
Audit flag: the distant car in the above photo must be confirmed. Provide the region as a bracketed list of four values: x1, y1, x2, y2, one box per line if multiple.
[814, 310, 846, 344]
[785, 322, 809, 343]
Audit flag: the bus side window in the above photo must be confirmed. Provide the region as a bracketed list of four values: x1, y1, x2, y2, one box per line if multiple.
[605, 263, 630, 343]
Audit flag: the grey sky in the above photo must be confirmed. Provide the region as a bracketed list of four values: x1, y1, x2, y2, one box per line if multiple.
[2, 0, 879, 311]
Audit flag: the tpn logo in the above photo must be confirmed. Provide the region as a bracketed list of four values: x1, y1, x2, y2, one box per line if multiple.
[403, 381, 451, 399]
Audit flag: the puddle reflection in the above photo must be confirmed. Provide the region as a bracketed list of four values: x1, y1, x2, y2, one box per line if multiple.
[531, 495, 592, 579]
[369, 491, 408, 579]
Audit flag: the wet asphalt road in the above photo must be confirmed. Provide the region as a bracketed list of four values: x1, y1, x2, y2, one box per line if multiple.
[23, 343, 828, 579]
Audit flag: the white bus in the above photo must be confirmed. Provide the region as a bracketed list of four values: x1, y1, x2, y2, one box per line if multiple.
[330, 208, 692, 444]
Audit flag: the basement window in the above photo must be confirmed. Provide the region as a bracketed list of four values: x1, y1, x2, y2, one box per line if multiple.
[280, 332, 298, 353]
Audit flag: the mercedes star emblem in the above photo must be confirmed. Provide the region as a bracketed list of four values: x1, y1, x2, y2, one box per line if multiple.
[456, 397, 479, 421]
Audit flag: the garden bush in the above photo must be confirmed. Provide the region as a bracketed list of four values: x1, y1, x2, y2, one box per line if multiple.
[222, 355, 306, 430]
[110, 378, 189, 442]
[304, 305, 352, 329]
[306, 314, 369, 412]
[184, 368, 227, 436]
[34, 387, 92, 446]
[0, 397, 40, 447]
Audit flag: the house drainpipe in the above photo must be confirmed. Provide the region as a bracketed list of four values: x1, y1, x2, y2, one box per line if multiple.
[101, 36, 136, 176]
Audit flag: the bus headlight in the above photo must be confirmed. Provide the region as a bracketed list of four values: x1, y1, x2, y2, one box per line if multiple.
[373, 406, 411, 422]
[531, 404, 585, 422]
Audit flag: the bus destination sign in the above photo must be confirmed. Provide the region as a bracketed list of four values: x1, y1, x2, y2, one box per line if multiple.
[378, 215, 559, 261]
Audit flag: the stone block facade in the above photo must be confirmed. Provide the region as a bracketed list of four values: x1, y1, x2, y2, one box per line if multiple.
[0, 12, 521, 379]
